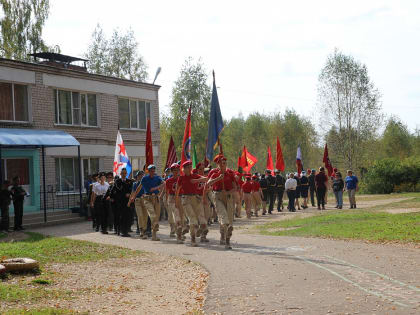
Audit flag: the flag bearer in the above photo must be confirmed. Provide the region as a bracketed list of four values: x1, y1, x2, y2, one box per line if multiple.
[130, 165, 164, 241]
[165, 163, 184, 243]
[114, 168, 133, 237]
[207, 155, 237, 250]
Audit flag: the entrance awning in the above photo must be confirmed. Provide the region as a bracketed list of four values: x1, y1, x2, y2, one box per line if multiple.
[0, 128, 79, 148]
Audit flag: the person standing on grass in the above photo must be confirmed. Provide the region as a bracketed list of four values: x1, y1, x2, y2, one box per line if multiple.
[10, 176, 26, 231]
[0, 180, 12, 232]
[308, 169, 316, 207]
[345, 170, 359, 209]
[285, 173, 297, 212]
[332, 172, 344, 209]
[315, 167, 328, 210]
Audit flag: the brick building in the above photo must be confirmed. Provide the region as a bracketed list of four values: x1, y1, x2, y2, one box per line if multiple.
[0, 53, 160, 215]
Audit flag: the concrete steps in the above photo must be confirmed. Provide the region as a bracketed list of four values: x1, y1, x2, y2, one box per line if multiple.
[10, 210, 85, 229]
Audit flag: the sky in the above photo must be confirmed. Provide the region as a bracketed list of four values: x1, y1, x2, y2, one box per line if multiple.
[43, 0, 420, 131]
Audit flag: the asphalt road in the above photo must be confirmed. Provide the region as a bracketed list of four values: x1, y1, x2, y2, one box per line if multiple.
[32, 211, 420, 314]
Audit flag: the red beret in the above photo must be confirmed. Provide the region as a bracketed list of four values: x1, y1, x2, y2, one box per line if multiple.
[213, 154, 227, 163]
[182, 160, 192, 168]
[171, 163, 180, 169]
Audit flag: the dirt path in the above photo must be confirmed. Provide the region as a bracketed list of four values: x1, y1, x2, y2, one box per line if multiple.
[32, 202, 420, 315]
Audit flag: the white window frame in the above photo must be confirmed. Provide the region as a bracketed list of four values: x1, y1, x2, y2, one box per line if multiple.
[0, 81, 30, 123]
[54, 89, 98, 127]
[118, 98, 151, 130]
[55, 157, 82, 193]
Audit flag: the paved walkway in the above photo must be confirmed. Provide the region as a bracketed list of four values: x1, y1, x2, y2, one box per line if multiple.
[32, 209, 420, 314]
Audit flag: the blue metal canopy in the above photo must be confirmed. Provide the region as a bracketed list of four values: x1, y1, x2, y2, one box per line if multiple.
[0, 128, 80, 147]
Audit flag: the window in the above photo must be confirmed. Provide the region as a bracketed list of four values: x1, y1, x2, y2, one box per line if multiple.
[1, 159, 30, 184]
[82, 158, 100, 187]
[118, 98, 151, 129]
[54, 89, 97, 126]
[0, 82, 29, 122]
[55, 158, 80, 192]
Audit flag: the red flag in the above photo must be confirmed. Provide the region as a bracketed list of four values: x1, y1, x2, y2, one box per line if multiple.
[266, 146, 274, 175]
[276, 137, 285, 172]
[238, 146, 248, 170]
[145, 118, 153, 168]
[323, 144, 333, 176]
[242, 146, 258, 173]
[180, 107, 192, 173]
[165, 136, 177, 169]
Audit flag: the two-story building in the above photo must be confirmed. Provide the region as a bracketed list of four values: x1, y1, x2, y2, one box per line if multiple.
[0, 53, 160, 216]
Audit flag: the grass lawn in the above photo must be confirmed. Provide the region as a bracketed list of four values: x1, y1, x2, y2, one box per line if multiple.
[1, 232, 140, 308]
[0, 232, 138, 265]
[257, 210, 420, 243]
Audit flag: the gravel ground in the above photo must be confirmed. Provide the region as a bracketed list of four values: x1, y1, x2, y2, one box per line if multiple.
[30, 201, 420, 315]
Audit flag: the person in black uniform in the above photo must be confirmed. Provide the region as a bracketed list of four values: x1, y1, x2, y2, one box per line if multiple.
[300, 171, 310, 209]
[113, 168, 133, 237]
[308, 169, 316, 207]
[266, 170, 276, 214]
[274, 170, 285, 212]
[10, 176, 26, 231]
[259, 174, 268, 215]
[105, 174, 120, 235]
[0, 180, 12, 232]
[90, 172, 110, 234]
[294, 173, 301, 210]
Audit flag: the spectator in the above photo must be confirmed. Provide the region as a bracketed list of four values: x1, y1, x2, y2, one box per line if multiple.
[345, 170, 359, 209]
[315, 167, 328, 210]
[285, 173, 297, 212]
[332, 172, 344, 209]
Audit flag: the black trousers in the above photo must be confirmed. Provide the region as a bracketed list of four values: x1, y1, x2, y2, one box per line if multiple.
[13, 200, 24, 229]
[268, 189, 276, 212]
[276, 189, 285, 210]
[118, 200, 131, 235]
[0, 204, 10, 231]
[262, 189, 269, 202]
[94, 198, 108, 232]
[287, 190, 296, 211]
[111, 202, 120, 233]
[310, 188, 316, 206]
[316, 187, 326, 207]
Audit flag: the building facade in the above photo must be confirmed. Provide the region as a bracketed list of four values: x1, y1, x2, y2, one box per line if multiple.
[0, 55, 160, 214]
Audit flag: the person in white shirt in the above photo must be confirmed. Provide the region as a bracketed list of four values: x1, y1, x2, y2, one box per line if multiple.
[285, 173, 297, 212]
[90, 172, 110, 234]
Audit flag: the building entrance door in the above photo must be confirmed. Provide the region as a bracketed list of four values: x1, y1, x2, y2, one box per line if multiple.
[1, 158, 31, 206]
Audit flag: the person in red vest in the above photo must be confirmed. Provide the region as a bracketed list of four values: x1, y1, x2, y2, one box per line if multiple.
[175, 161, 208, 246]
[251, 175, 263, 217]
[241, 175, 253, 218]
[207, 154, 237, 250]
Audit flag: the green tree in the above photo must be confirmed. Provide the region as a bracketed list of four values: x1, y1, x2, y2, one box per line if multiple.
[0, 0, 52, 60]
[161, 57, 211, 167]
[381, 116, 412, 159]
[85, 24, 148, 81]
[318, 49, 382, 170]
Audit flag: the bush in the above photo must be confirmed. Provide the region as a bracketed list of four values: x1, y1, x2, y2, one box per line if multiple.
[362, 157, 420, 194]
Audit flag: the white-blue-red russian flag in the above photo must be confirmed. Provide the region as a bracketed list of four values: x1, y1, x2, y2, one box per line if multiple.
[113, 130, 132, 177]
[296, 145, 303, 176]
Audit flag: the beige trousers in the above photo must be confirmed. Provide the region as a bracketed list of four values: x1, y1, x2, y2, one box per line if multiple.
[143, 195, 161, 231]
[135, 198, 148, 231]
[213, 191, 234, 226]
[181, 195, 206, 226]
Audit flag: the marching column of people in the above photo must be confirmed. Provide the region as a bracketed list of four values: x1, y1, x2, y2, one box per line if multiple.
[48, 160, 360, 251]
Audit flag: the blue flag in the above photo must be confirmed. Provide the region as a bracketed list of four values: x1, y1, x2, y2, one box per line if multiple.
[206, 71, 224, 160]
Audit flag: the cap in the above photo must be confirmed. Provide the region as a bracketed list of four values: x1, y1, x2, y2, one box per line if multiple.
[170, 163, 180, 169]
[213, 154, 227, 163]
[106, 172, 113, 177]
[147, 164, 156, 170]
[275, 169, 280, 173]
[311, 169, 316, 173]
[182, 160, 192, 168]
[333, 167, 338, 172]
[99, 172, 106, 177]
[265, 169, 271, 174]
[307, 169, 311, 174]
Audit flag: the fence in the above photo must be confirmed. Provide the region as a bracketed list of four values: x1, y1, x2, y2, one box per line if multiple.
[39, 185, 86, 215]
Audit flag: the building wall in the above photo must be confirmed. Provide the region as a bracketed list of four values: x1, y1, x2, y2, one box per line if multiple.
[0, 59, 161, 212]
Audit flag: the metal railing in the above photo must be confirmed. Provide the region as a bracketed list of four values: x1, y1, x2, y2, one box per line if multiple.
[39, 185, 86, 214]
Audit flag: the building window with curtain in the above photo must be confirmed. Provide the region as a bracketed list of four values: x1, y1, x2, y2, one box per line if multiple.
[54, 89, 98, 127]
[118, 98, 151, 129]
[55, 158, 81, 192]
[0, 82, 29, 122]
